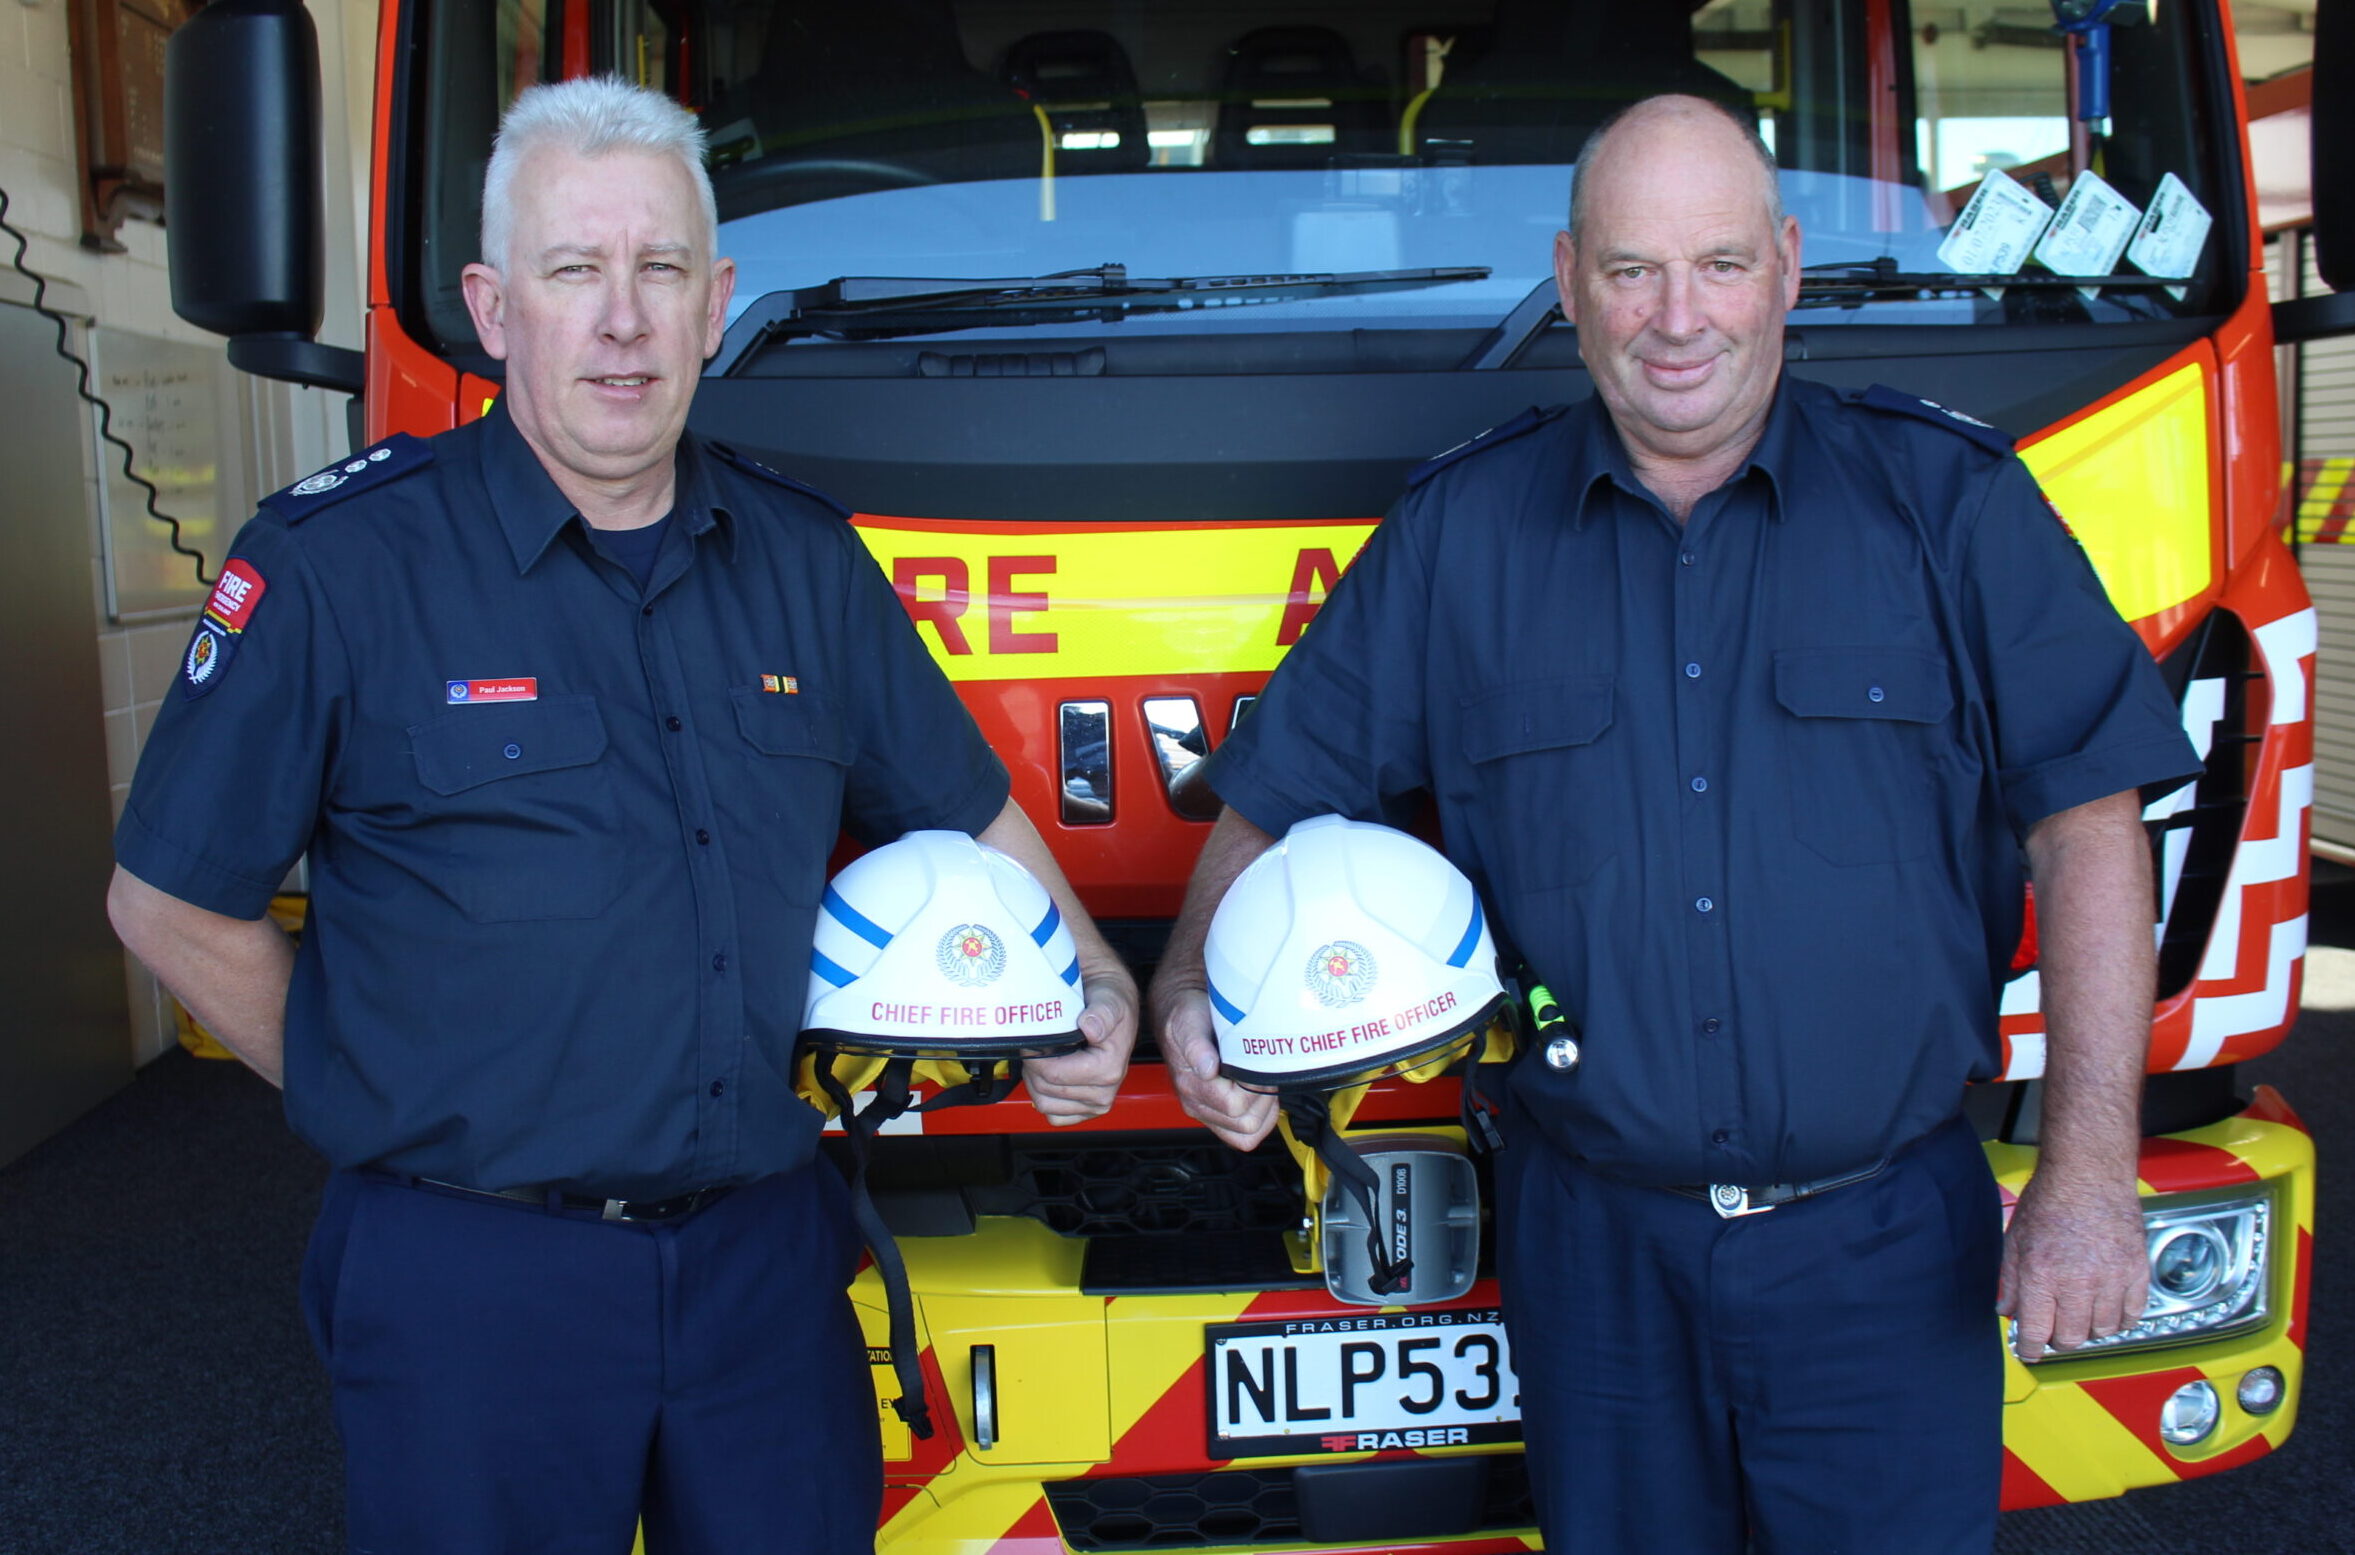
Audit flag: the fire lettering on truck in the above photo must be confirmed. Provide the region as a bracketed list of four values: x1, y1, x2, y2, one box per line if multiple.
[890, 556, 1058, 656]
[1277, 547, 1344, 646]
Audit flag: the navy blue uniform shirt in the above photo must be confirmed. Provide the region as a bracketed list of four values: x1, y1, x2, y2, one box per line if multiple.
[117, 403, 1008, 1198]
[1206, 376, 2201, 1187]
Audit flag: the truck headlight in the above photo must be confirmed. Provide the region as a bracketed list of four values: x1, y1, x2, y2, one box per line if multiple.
[2057, 1191, 2272, 1356]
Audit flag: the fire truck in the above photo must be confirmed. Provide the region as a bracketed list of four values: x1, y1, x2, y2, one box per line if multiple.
[165, 0, 2355, 1547]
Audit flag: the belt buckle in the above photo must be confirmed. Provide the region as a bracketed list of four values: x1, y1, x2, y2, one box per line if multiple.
[1707, 1184, 1773, 1219]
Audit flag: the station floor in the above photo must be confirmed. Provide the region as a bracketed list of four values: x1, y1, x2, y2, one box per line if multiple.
[4, 896, 2352, 1554]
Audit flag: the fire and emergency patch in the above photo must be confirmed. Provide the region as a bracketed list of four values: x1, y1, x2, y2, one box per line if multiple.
[181, 558, 268, 699]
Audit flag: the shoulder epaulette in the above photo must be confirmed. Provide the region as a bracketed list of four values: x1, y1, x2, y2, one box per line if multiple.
[1852, 385, 2015, 456]
[259, 434, 434, 521]
[709, 441, 853, 519]
[1405, 404, 1570, 489]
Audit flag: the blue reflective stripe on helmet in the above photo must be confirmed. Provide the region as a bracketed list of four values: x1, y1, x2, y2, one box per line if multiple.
[1060, 955, 1082, 987]
[811, 949, 858, 988]
[1207, 981, 1247, 1025]
[823, 885, 893, 949]
[1032, 899, 1063, 947]
[1446, 895, 1486, 969]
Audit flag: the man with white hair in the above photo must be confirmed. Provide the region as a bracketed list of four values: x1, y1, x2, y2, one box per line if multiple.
[109, 76, 1135, 1553]
[1150, 94, 2199, 1552]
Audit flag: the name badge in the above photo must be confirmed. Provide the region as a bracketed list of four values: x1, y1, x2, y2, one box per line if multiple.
[447, 678, 539, 704]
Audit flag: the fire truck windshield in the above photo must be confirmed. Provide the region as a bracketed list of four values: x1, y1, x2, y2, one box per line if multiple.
[405, 0, 2240, 359]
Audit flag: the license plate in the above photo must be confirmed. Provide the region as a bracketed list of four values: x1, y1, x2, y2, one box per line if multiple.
[1205, 1307, 1522, 1460]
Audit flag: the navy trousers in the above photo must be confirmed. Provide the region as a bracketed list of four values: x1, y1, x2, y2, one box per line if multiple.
[1495, 1112, 2004, 1555]
[302, 1163, 881, 1555]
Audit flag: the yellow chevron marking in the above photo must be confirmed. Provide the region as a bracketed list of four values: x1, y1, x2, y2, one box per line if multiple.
[2020, 362, 2211, 622]
[2295, 456, 2355, 543]
[2006, 1379, 2170, 1501]
[1104, 1289, 1265, 1445]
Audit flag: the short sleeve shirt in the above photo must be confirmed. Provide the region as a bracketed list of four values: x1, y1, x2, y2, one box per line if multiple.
[116, 404, 1009, 1198]
[1206, 376, 2201, 1187]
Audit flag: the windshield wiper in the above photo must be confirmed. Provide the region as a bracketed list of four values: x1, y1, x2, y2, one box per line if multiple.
[711, 263, 1492, 370]
[1797, 257, 2177, 307]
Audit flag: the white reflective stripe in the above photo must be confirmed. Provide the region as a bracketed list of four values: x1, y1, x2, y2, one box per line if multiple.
[2004, 1028, 2047, 1081]
[2147, 673, 2223, 940]
[2198, 761, 2310, 986]
[2250, 607, 2317, 726]
[2001, 969, 2041, 1018]
[2180, 913, 2309, 1068]
[2156, 826, 2192, 950]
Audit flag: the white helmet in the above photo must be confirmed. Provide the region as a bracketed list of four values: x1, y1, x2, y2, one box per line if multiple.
[1205, 815, 1505, 1089]
[803, 830, 1085, 1059]
[800, 829, 1089, 1444]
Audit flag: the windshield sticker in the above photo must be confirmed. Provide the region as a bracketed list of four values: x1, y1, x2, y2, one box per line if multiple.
[2033, 171, 2142, 287]
[1937, 170, 2055, 278]
[2126, 173, 2213, 297]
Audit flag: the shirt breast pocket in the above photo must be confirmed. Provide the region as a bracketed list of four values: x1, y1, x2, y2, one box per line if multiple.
[1461, 676, 1617, 888]
[1773, 648, 1955, 867]
[727, 688, 853, 906]
[407, 695, 622, 923]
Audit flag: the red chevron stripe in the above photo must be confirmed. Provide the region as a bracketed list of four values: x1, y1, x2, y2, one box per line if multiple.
[2000, 1446, 2067, 1508]
[985, 1496, 1065, 1554]
[2079, 1367, 2206, 1467]
[2243, 1084, 2308, 1134]
[2138, 1136, 2261, 1193]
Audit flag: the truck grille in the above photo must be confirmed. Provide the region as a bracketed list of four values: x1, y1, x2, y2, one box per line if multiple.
[993, 1133, 1302, 1238]
[2149, 611, 2260, 999]
[1044, 1458, 1535, 1552]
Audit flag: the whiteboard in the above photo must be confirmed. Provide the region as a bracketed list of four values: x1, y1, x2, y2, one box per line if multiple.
[90, 327, 241, 620]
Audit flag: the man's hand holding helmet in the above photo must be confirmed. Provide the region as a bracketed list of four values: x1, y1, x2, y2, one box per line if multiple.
[1150, 810, 1285, 1151]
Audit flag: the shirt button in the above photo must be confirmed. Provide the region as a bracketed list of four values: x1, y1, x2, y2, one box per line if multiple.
[667, 716, 684, 732]
[1701, 1017, 1722, 1034]
[1868, 685, 1886, 703]
[1695, 896, 1714, 914]
[1684, 661, 1702, 679]
[709, 1079, 727, 1098]
[1680, 550, 1697, 566]
[642, 604, 655, 617]
[696, 828, 711, 845]
[1711, 1129, 1732, 1146]
[502, 743, 522, 760]
[712, 953, 727, 973]
[1689, 775, 1708, 793]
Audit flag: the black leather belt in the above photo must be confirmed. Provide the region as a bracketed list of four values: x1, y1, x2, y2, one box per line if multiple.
[1662, 1157, 1891, 1218]
[377, 1171, 736, 1224]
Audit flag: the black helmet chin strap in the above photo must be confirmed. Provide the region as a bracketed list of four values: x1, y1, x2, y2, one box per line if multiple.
[816, 1055, 932, 1439]
[1283, 1090, 1413, 1298]
[815, 1051, 1027, 1442]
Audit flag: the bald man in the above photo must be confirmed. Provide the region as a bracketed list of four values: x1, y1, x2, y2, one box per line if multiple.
[1147, 95, 2199, 1553]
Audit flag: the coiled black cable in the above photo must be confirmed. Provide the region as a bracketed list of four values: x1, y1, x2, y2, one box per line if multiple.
[0, 183, 213, 589]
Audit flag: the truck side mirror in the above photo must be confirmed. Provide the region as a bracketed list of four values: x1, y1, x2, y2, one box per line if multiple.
[164, 0, 362, 393]
[2275, 0, 2355, 343]
[2314, 0, 2354, 294]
